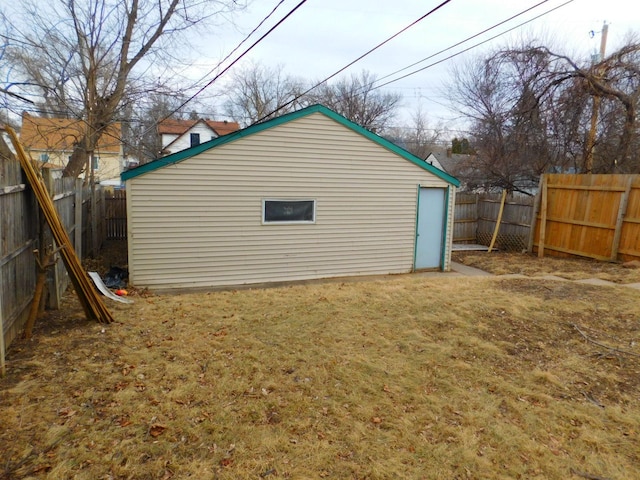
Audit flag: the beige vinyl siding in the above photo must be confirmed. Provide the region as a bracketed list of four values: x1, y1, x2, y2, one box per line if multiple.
[127, 112, 453, 290]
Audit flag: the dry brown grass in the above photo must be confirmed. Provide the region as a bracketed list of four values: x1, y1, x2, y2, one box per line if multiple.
[453, 251, 640, 284]
[2, 247, 640, 479]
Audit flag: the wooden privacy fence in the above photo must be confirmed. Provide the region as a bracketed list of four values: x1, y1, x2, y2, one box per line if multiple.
[530, 174, 640, 262]
[105, 189, 127, 240]
[9, 127, 113, 326]
[1, 144, 108, 375]
[453, 193, 478, 244]
[1, 148, 36, 376]
[454, 192, 534, 251]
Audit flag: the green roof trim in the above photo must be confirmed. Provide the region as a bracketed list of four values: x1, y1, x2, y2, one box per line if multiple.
[122, 104, 460, 186]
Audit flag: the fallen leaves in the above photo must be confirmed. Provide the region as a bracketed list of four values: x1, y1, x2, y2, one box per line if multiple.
[149, 424, 166, 438]
[58, 407, 77, 419]
[113, 381, 128, 392]
[58, 408, 77, 424]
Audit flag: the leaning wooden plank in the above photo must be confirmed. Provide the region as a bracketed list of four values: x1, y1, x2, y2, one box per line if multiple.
[88, 272, 133, 304]
[6, 127, 113, 324]
[488, 190, 507, 253]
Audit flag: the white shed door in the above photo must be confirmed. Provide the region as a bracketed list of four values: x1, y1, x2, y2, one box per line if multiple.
[415, 187, 445, 269]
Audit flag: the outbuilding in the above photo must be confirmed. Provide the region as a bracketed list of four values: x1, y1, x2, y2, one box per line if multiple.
[122, 105, 459, 291]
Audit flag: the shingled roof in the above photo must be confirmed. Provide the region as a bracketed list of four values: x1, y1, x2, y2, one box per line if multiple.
[19, 112, 122, 153]
[157, 118, 240, 137]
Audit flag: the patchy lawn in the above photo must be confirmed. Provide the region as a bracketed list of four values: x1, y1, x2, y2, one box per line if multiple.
[1, 250, 640, 479]
[453, 250, 640, 284]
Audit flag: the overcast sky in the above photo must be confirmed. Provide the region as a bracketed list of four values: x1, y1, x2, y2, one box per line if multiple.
[186, 0, 636, 132]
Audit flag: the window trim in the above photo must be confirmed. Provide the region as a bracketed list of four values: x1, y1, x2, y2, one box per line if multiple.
[262, 198, 316, 225]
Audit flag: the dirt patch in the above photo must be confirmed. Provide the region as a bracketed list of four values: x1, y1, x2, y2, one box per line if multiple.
[453, 250, 640, 283]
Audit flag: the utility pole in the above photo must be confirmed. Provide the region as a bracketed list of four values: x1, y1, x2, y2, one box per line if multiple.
[584, 22, 608, 173]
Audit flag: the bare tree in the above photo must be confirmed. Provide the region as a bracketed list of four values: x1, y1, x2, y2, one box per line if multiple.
[384, 103, 442, 158]
[121, 91, 194, 164]
[1, 0, 246, 177]
[223, 62, 305, 126]
[449, 36, 640, 189]
[0, 20, 35, 115]
[538, 41, 640, 172]
[448, 51, 550, 193]
[308, 70, 402, 133]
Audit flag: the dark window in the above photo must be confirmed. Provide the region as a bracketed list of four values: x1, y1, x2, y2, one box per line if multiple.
[263, 200, 315, 223]
[190, 133, 200, 147]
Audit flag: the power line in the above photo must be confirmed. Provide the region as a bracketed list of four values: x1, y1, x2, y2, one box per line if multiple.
[372, 0, 555, 86]
[182, 0, 288, 92]
[160, 0, 309, 126]
[3, 0, 308, 159]
[372, 0, 575, 91]
[96, 0, 309, 158]
[250, 0, 575, 125]
[6, 0, 580, 161]
[251, 0, 454, 124]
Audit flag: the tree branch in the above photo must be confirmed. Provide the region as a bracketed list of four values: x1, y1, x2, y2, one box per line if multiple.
[571, 323, 640, 358]
[570, 468, 613, 480]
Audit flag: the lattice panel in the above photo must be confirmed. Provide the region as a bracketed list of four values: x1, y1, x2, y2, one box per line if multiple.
[477, 232, 528, 252]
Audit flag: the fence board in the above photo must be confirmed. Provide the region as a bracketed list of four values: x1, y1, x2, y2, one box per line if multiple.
[454, 192, 534, 251]
[79, 184, 104, 257]
[616, 176, 640, 261]
[453, 193, 478, 243]
[477, 193, 534, 251]
[105, 189, 127, 240]
[531, 174, 640, 262]
[1, 141, 37, 375]
[1, 142, 110, 374]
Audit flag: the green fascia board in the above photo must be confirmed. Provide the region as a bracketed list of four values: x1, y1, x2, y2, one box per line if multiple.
[122, 104, 460, 186]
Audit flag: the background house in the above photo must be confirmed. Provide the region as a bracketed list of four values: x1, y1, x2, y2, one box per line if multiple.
[426, 149, 480, 189]
[427, 148, 540, 194]
[123, 105, 459, 291]
[19, 112, 123, 180]
[158, 118, 240, 155]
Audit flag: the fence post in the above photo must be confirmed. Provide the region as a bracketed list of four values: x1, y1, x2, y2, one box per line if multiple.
[474, 194, 479, 242]
[0, 222, 4, 375]
[90, 181, 98, 257]
[610, 176, 633, 261]
[0, 154, 4, 375]
[0, 290, 4, 377]
[75, 178, 83, 258]
[528, 176, 544, 253]
[100, 186, 106, 246]
[538, 175, 548, 258]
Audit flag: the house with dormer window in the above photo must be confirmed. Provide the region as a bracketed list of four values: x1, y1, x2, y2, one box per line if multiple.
[157, 118, 240, 156]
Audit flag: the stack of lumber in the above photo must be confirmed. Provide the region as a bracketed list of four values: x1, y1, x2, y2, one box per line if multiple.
[6, 127, 113, 324]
